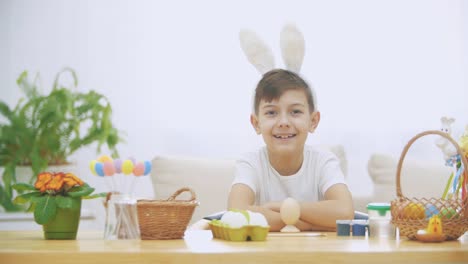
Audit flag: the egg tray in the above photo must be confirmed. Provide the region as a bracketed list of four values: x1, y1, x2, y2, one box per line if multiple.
[209, 220, 269, 241]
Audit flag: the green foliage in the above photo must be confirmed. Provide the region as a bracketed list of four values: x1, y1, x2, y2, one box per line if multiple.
[0, 68, 123, 212]
[12, 182, 105, 225]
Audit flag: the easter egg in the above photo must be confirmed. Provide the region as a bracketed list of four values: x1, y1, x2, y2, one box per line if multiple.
[280, 197, 301, 225]
[114, 158, 122, 173]
[94, 162, 105, 177]
[133, 162, 145, 176]
[98, 155, 113, 163]
[403, 202, 425, 220]
[425, 204, 439, 218]
[143, 160, 152, 175]
[121, 159, 134, 175]
[440, 208, 458, 219]
[103, 161, 115, 176]
[89, 160, 98, 175]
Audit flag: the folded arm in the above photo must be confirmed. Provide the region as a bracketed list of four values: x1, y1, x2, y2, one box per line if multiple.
[228, 183, 354, 231]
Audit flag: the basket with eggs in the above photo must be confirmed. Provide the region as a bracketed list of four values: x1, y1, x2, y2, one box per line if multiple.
[391, 130, 468, 241]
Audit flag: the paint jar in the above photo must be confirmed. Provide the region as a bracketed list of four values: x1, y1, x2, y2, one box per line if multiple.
[367, 203, 395, 239]
[336, 220, 352, 236]
[352, 220, 367, 236]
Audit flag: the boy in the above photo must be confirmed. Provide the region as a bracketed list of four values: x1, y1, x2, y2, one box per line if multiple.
[227, 69, 354, 231]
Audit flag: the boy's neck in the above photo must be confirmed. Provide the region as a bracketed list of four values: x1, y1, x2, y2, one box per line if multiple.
[267, 150, 304, 176]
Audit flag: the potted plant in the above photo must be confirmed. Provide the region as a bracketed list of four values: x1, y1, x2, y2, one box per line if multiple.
[12, 171, 106, 239]
[0, 68, 123, 212]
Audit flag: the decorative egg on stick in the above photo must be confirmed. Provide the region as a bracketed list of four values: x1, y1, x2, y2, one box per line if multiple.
[280, 197, 301, 232]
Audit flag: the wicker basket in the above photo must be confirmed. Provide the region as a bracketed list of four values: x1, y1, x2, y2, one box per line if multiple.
[137, 187, 198, 240]
[391, 130, 468, 240]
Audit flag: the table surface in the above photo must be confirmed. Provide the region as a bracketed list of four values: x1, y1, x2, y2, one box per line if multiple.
[1, 230, 467, 264]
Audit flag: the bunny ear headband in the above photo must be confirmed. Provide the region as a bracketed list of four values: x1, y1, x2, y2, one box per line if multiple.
[239, 24, 317, 109]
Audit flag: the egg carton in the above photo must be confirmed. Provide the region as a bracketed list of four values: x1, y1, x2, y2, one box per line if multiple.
[209, 220, 269, 241]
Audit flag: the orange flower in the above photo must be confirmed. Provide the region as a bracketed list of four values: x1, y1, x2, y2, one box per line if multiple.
[45, 172, 65, 191]
[34, 172, 85, 193]
[35, 172, 53, 192]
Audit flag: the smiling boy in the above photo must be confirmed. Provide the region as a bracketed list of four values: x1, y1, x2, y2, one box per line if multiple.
[228, 69, 354, 231]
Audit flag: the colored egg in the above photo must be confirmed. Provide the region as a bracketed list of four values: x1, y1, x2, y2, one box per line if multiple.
[103, 161, 115, 176]
[98, 155, 113, 163]
[403, 202, 425, 220]
[143, 160, 152, 175]
[94, 162, 105, 177]
[122, 159, 134, 175]
[440, 208, 458, 219]
[425, 204, 439, 218]
[133, 162, 145, 176]
[89, 160, 98, 175]
[114, 158, 122, 173]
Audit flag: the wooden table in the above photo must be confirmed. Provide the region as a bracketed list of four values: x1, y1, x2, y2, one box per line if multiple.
[0, 230, 467, 264]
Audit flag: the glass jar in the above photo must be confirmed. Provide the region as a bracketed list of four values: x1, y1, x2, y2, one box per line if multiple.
[104, 194, 140, 240]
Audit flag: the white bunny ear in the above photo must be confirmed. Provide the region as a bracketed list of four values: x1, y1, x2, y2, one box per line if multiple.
[280, 24, 305, 73]
[239, 29, 275, 75]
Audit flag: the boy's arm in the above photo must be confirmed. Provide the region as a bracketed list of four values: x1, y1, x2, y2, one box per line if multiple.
[263, 184, 354, 230]
[299, 184, 354, 229]
[228, 183, 285, 231]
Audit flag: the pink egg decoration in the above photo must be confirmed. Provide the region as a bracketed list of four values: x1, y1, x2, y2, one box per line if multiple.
[133, 162, 145, 176]
[103, 161, 116, 176]
[114, 158, 122, 173]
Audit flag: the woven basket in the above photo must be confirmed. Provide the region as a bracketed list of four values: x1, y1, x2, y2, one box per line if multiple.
[137, 187, 198, 240]
[391, 130, 468, 240]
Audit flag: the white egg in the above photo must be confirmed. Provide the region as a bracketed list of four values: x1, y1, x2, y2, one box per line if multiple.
[280, 197, 301, 225]
[247, 211, 268, 227]
[220, 211, 248, 228]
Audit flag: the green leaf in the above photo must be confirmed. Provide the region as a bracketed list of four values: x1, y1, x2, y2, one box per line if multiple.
[83, 192, 107, 199]
[13, 191, 41, 204]
[12, 183, 36, 192]
[68, 185, 94, 198]
[34, 196, 57, 225]
[56, 195, 81, 209]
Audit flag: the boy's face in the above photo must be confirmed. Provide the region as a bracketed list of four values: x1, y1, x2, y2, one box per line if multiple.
[251, 89, 320, 156]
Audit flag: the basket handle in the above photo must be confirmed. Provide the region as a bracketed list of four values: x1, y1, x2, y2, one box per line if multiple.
[167, 187, 197, 202]
[396, 130, 468, 198]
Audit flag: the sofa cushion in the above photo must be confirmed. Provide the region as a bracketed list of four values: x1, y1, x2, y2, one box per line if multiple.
[151, 145, 348, 224]
[367, 153, 452, 203]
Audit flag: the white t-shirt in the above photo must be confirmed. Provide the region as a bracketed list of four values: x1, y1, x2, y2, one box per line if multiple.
[231, 145, 346, 205]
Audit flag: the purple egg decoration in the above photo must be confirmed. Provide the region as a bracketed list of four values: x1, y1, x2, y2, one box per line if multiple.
[114, 158, 123, 173]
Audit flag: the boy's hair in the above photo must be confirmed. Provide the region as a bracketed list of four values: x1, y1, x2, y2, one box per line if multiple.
[253, 69, 315, 115]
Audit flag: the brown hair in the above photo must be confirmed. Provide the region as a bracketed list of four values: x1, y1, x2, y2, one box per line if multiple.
[253, 69, 315, 115]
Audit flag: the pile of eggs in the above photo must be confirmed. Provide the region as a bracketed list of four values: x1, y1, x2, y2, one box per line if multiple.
[219, 210, 269, 228]
[397, 202, 459, 220]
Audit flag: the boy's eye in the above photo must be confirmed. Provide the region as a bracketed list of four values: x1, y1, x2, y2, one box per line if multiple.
[265, 111, 277, 116]
[291, 110, 303, 115]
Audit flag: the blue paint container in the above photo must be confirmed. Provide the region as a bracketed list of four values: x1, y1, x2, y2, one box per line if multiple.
[352, 220, 367, 236]
[336, 220, 352, 236]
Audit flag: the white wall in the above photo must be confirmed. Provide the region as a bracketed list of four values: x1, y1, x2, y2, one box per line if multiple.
[1, 0, 467, 208]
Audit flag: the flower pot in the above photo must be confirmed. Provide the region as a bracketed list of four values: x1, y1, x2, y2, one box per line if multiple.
[42, 198, 81, 240]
